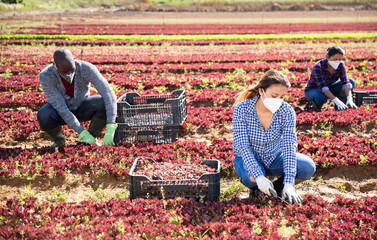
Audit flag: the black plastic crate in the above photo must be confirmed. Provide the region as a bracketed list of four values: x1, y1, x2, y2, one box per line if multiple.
[114, 124, 179, 144]
[117, 90, 187, 127]
[129, 158, 220, 201]
[354, 90, 377, 107]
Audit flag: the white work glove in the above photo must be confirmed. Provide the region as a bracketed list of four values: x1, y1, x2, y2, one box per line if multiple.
[282, 184, 302, 205]
[332, 97, 348, 110]
[346, 95, 358, 109]
[256, 176, 277, 197]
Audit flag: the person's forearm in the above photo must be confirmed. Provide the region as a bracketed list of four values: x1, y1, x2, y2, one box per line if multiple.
[323, 90, 336, 100]
[344, 88, 351, 97]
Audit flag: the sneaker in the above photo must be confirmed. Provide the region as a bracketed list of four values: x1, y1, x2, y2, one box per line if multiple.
[50, 140, 65, 148]
[95, 139, 101, 146]
[312, 102, 322, 112]
[272, 176, 284, 198]
[249, 186, 260, 198]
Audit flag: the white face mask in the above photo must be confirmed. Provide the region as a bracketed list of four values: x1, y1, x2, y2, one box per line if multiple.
[60, 71, 75, 83]
[328, 60, 341, 70]
[54, 63, 75, 83]
[262, 89, 283, 114]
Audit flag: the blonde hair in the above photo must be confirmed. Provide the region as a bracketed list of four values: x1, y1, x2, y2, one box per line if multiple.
[234, 70, 291, 106]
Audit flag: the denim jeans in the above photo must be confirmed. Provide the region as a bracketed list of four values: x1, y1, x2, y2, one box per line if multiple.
[37, 95, 106, 132]
[234, 153, 316, 188]
[305, 77, 356, 106]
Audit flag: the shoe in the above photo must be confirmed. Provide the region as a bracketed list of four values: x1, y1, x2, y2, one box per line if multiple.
[272, 176, 284, 198]
[312, 102, 322, 112]
[88, 116, 107, 138]
[46, 126, 66, 147]
[249, 186, 260, 198]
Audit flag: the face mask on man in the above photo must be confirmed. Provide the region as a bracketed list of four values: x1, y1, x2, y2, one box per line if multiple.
[328, 60, 341, 70]
[54, 63, 75, 83]
[262, 89, 283, 114]
[60, 71, 75, 83]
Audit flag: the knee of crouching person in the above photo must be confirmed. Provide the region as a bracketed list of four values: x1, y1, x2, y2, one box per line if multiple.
[302, 161, 316, 180]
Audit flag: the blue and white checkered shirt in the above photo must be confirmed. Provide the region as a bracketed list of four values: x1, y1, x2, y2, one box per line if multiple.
[232, 96, 297, 185]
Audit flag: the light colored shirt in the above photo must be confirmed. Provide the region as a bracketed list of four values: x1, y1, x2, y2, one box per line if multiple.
[232, 96, 297, 185]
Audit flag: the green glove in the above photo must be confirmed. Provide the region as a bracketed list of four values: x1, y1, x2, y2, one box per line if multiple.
[103, 123, 118, 146]
[79, 130, 97, 145]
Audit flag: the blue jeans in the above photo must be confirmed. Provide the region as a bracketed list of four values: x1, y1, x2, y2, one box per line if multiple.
[37, 95, 106, 132]
[234, 153, 316, 188]
[305, 77, 356, 106]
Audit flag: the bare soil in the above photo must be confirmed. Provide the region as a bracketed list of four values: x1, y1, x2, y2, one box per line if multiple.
[1, 165, 376, 206]
[1, 7, 377, 24]
[1, 112, 376, 205]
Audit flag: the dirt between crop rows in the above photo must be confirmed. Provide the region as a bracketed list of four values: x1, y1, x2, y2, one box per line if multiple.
[1, 118, 377, 205]
[0, 165, 376, 206]
[2, 7, 377, 24]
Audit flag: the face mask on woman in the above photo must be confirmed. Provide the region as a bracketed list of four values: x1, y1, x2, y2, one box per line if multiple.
[262, 89, 283, 114]
[328, 60, 341, 70]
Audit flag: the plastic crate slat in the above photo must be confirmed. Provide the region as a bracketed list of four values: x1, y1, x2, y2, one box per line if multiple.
[146, 98, 168, 104]
[114, 124, 179, 144]
[154, 184, 191, 192]
[137, 130, 159, 136]
[134, 108, 162, 114]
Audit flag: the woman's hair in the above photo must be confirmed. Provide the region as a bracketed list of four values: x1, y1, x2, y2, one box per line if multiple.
[326, 46, 345, 58]
[234, 69, 291, 106]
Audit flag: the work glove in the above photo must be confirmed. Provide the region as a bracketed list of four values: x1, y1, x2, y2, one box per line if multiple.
[103, 123, 118, 146]
[79, 130, 98, 145]
[256, 176, 277, 197]
[346, 95, 358, 109]
[332, 97, 348, 110]
[282, 184, 302, 205]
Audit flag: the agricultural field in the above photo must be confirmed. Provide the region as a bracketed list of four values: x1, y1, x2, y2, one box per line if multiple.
[1, 9, 377, 239]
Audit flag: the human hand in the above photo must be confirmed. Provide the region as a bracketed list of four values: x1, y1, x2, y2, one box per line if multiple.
[332, 97, 348, 110]
[79, 130, 97, 145]
[282, 183, 302, 205]
[346, 95, 358, 109]
[103, 123, 118, 146]
[256, 176, 277, 197]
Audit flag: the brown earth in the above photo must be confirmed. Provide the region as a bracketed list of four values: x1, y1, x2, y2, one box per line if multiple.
[1, 109, 376, 205]
[1, 164, 376, 206]
[2, 1, 377, 19]
[2, 7, 377, 24]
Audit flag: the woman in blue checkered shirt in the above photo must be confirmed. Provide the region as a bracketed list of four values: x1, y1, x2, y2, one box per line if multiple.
[232, 70, 315, 205]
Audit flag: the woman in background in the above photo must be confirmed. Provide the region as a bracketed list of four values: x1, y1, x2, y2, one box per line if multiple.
[305, 46, 357, 111]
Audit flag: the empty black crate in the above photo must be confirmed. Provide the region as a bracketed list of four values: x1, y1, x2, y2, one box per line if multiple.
[129, 158, 220, 201]
[354, 90, 377, 107]
[117, 90, 187, 127]
[114, 124, 179, 144]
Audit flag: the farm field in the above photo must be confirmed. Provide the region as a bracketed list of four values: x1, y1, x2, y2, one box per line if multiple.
[1, 10, 377, 239]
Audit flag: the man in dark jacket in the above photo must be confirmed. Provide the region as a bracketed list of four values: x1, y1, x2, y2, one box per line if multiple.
[38, 48, 118, 147]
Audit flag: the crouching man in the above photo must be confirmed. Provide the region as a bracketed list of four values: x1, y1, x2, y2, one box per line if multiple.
[37, 48, 118, 147]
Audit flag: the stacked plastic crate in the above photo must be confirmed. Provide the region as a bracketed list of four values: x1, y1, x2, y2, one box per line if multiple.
[114, 90, 187, 144]
[353, 90, 377, 107]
